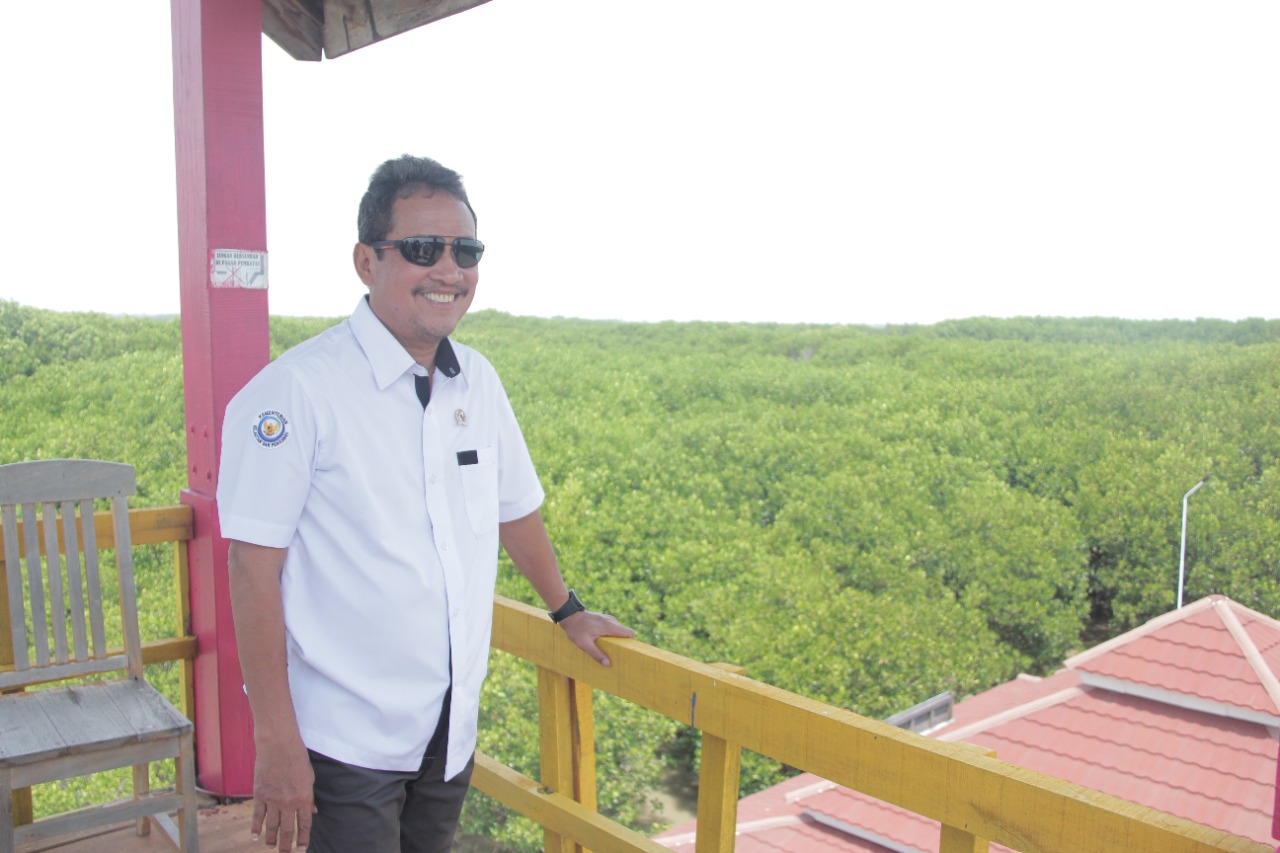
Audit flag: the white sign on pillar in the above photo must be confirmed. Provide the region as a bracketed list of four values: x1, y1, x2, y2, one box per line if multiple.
[210, 249, 269, 289]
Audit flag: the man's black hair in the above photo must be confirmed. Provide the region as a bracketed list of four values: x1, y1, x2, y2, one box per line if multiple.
[357, 155, 477, 244]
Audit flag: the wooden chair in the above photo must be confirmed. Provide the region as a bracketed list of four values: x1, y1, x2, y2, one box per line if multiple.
[0, 459, 198, 852]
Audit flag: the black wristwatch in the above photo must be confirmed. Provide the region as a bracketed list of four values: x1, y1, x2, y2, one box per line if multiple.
[549, 589, 586, 623]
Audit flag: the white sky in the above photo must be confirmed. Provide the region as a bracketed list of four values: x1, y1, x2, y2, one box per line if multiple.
[2, 1, 1276, 325]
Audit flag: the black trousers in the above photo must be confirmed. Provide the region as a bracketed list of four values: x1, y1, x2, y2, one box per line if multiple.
[307, 692, 472, 853]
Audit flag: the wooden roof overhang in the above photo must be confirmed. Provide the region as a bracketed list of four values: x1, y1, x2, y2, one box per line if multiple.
[263, 0, 491, 61]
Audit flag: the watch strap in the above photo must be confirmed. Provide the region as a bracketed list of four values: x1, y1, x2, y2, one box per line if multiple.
[549, 589, 586, 623]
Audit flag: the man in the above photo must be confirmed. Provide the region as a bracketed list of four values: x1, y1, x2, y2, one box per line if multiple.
[218, 155, 633, 853]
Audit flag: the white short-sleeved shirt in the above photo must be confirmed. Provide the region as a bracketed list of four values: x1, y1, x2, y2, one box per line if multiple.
[217, 297, 544, 780]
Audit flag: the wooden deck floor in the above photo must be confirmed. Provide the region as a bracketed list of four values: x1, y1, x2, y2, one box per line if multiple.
[19, 780, 692, 851]
[20, 800, 506, 852]
[21, 798, 255, 852]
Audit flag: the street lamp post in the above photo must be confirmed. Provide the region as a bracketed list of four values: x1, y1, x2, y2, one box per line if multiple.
[1177, 475, 1210, 609]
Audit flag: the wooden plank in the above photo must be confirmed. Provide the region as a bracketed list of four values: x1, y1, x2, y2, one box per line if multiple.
[0, 638, 195, 687]
[0, 506, 195, 567]
[108, 681, 192, 740]
[538, 667, 575, 853]
[81, 500, 107, 660]
[263, 0, 323, 61]
[173, 730, 200, 849]
[940, 743, 996, 852]
[2, 784, 15, 845]
[24, 683, 131, 760]
[0, 691, 62, 763]
[0, 654, 129, 691]
[142, 636, 199, 669]
[695, 733, 741, 853]
[0, 681, 187, 772]
[1, 504, 24, 673]
[471, 753, 672, 853]
[13, 790, 182, 846]
[133, 761, 151, 837]
[319, 0, 492, 59]
[569, 678, 597, 816]
[694, 661, 746, 853]
[2, 769, 19, 842]
[940, 823, 990, 853]
[61, 501, 89, 663]
[43, 503, 68, 665]
[537, 673, 599, 853]
[8, 785, 33, 832]
[127, 506, 196, 545]
[152, 809, 184, 848]
[0, 460, 133, 506]
[10, 736, 185, 791]
[111, 497, 143, 681]
[22, 504, 50, 668]
[172, 539, 196, 720]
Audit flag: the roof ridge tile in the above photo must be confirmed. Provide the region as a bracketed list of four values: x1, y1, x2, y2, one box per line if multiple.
[1218, 598, 1280, 713]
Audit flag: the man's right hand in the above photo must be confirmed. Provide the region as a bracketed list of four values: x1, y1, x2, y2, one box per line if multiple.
[252, 739, 316, 852]
[229, 540, 315, 851]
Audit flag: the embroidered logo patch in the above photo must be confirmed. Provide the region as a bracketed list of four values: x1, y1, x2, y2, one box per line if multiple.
[253, 411, 289, 447]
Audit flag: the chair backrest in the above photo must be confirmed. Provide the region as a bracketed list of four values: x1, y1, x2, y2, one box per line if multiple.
[0, 459, 143, 690]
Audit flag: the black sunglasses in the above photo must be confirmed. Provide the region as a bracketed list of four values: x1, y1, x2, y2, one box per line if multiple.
[370, 236, 485, 269]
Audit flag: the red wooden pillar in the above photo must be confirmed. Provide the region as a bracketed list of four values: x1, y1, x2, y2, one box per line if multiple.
[171, 0, 269, 797]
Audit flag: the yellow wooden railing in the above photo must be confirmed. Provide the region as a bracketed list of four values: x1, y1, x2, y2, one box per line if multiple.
[482, 596, 1270, 853]
[4, 506, 1271, 852]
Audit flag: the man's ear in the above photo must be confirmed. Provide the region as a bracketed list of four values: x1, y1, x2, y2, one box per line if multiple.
[353, 242, 376, 286]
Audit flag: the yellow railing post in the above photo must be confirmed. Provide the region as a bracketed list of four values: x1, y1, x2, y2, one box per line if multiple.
[696, 663, 746, 853]
[940, 823, 991, 853]
[172, 538, 195, 721]
[695, 734, 741, 853]
[538, 666, 572, 853]
[939, 743, 996, 853]
[539, 667, 598, 853]
[570, 678, 597, 816]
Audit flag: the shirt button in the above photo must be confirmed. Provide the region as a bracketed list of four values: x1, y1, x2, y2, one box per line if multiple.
[440, 542, 449, 551]
[428, 475, 438, 485]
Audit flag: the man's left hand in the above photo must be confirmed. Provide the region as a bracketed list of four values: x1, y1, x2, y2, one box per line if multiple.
[559, 611, 635, 667]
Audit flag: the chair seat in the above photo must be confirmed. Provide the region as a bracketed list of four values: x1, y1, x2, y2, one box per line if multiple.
[0, 680, 191, 771]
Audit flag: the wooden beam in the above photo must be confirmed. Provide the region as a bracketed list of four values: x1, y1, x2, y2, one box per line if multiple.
[320, 0, 492, 59]
[471, 753, 671, 853]
[263, 0, 324, 61]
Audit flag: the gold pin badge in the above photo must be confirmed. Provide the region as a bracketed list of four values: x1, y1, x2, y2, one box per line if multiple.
[455, 409, 467, 427]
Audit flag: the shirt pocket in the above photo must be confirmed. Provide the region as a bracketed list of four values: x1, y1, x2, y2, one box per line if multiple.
[458, 446, 498, 535]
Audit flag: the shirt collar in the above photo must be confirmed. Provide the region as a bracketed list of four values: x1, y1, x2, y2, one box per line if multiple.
[435, 337, 461, 379]
[349, 296, 463, 390]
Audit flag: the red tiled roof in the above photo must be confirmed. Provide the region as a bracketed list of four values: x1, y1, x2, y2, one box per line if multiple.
[655, 595, 1279, 852]
[939, 687, 1274, 838]
[1066, 595, 1280, 721]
